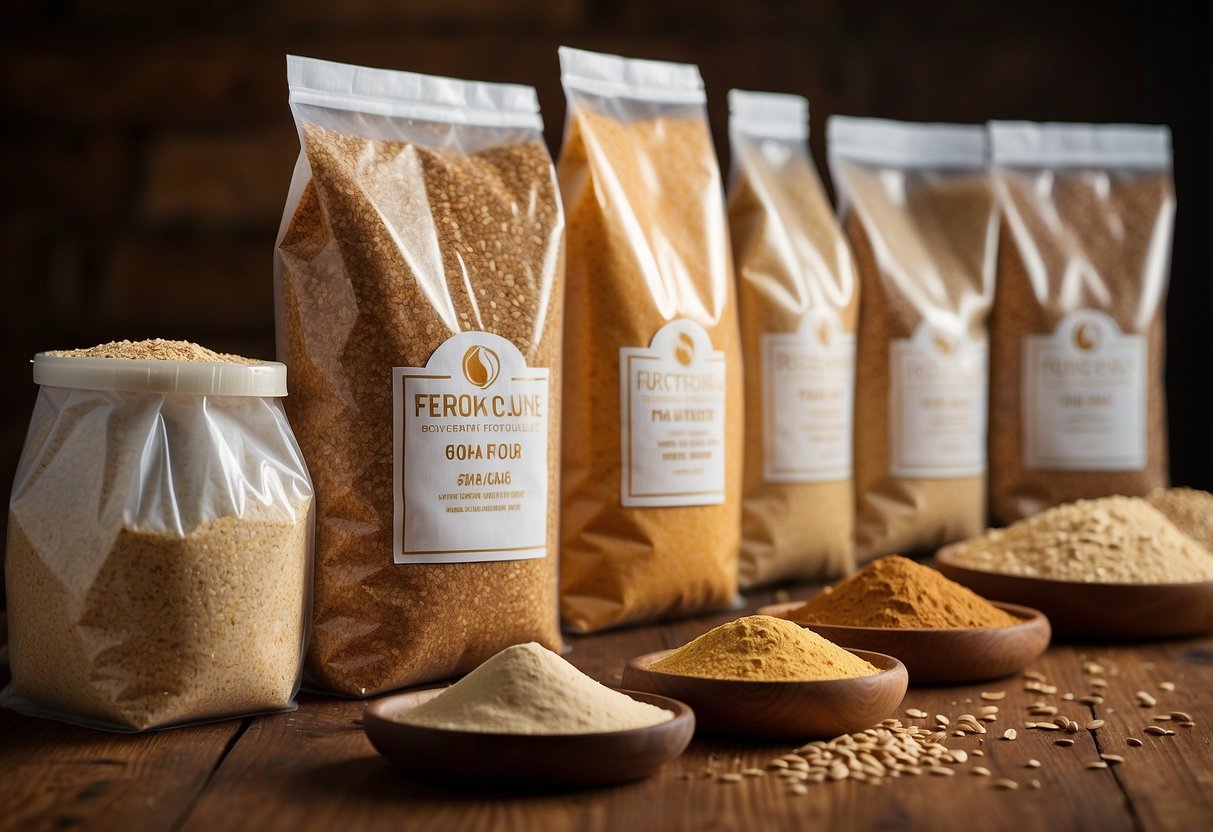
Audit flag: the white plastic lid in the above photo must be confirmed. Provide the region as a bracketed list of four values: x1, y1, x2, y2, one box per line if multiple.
[32, 353, 288, 397]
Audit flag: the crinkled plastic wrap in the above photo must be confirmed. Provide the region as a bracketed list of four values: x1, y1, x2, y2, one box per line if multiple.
[557, 47, 743, 631]
[988, 122, 1173, 524]
[727, 91, 858, 588]
[275, 56, 563, 694]
[828, 117, 996, 562]
[3, 386, 313, 732]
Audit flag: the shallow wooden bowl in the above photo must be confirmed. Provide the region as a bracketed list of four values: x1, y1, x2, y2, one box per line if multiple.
[935, 545, 1213, 639]
[757, 601, 1051, 685]
[621, 649, 906, 740]
[363, 688, 694, 788]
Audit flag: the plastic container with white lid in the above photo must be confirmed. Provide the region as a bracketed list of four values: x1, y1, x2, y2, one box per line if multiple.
[3, 343, 314, 732]
[32, 352, 288, 397]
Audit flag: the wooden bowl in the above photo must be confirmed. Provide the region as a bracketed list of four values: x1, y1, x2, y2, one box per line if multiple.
[935, 545, 1213, 639]
[621, 649, 906, 740]
[757, 601, 1051, 685]
[362, 688, 694, 789]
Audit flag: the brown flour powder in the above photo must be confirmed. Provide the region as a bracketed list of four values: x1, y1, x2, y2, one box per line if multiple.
[276, 63, 563, 695]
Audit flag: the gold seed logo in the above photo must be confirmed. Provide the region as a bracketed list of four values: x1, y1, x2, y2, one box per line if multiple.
[933, 333, 954, 355]
[674, 331, 695, 366]
[1074, 323, 1100, 352]
[817, 319, 832, 347]
[461, 345, 500, 388]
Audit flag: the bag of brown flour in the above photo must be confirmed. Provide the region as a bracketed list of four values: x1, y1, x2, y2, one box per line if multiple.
[557, 47, 743, 631]
[276, 56, 563, 695]
[988, 122, 1173, 524]
[828, 117, 996, 561]
[727, 91, 858, 587]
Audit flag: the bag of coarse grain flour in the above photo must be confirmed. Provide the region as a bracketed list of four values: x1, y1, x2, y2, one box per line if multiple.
[828, 117, 997, 562]
[726, 91, 858, 588]
[987, 122, 1173, 524]
[276, 56, 564, 696]
[557, 47, 743, 632]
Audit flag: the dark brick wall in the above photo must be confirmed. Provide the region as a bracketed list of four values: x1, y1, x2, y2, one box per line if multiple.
[2, 1, 1210, 600]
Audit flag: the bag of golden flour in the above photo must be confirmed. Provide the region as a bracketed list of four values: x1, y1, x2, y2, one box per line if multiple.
[828, 117, 997, 561]
[727, 91, 858, 587]
[987, 122, 1173, 524]
[276, 56, 563, 695]
[557, 47, 743, 631]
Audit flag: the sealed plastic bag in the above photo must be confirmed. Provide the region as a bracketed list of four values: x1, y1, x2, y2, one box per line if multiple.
[727, 90, 858, 587]
[557, 47, 743, 631]
[828, 117, 997, 561]
[988, 122, 1173, 523]
[3, 341, 313, 731]
[276, 56, 563, 694]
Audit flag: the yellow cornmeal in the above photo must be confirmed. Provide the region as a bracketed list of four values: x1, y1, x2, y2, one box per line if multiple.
[650, 615, 879, 682]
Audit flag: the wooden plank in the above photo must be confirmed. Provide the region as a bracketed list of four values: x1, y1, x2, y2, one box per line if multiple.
[5, 602, 1213, 830]
[0, 709, 240, 832]
[166, 589, 1158, 832]
[1061, 639, 1213, 830]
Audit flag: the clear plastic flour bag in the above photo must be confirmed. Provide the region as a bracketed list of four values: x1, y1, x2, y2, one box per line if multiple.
[2, 341, 314, 731]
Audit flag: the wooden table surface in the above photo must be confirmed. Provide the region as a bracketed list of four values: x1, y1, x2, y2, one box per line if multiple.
[2, 585, 1212, 832]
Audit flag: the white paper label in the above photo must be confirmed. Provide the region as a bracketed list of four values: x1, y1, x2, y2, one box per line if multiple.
[762, 310, 855, 483]
[620, 320, 727, 507]
[889, 323, 988, 478]
[392, 332, 548, 563]
[1023, 310, 1147, 471]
